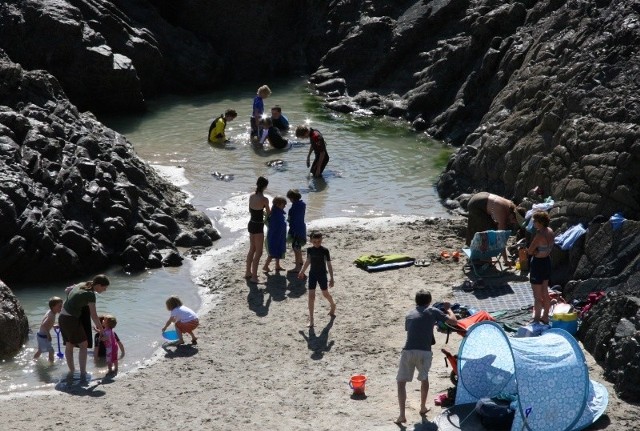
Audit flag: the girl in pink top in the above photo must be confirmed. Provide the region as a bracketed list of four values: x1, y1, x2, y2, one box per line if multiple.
[101, 315, 121, 375]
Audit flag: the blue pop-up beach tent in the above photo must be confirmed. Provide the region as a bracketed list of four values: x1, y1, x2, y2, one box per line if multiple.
[455, 321, 608, 431]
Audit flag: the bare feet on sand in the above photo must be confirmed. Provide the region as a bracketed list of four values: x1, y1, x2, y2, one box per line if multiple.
[275, 266, 285, 271]
[394, 416, 407, 424]
[307, 318, 314, 328]
[419, 407, 431, 416]
[262, 265, 270, 273]
[329, 304, 336, 317]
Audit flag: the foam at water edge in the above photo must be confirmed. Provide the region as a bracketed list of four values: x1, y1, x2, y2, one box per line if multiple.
[151, 165, 193, 200]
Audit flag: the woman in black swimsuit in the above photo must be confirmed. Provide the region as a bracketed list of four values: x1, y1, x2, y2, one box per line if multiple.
[527, 211, 554, 324]
[245, 176, 270, 283]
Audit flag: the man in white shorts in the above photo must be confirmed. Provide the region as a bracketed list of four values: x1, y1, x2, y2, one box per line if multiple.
[395, 290, 457, 424]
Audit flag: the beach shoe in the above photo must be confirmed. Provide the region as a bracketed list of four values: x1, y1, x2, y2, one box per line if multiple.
[452, 251, 460, 261]
[414, 259, 431, 267]
[440, 251, 451, 259]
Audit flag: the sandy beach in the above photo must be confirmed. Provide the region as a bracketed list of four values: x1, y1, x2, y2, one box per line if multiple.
[2, 217, 638, 430]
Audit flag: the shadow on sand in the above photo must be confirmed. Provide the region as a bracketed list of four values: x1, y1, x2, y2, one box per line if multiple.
[299, 316, 335, 360]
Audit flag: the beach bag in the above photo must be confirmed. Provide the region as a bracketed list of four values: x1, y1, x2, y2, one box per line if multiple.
[475, 397, 515, 430]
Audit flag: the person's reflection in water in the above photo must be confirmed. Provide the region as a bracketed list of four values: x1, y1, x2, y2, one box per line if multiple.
[34, 361, 57, 386]
[308, 176, 327, 193]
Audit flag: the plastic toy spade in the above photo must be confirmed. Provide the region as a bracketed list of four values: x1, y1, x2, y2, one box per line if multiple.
[54, 327, 64, 359]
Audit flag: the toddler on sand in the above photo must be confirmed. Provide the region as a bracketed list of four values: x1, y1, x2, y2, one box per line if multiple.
[162, 296, 199, 345]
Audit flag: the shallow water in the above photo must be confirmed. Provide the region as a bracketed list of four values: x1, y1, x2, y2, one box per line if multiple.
[1, 77, 448, 394]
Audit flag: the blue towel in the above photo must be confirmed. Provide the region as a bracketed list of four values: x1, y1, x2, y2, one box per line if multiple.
[554, 223, 586, 250]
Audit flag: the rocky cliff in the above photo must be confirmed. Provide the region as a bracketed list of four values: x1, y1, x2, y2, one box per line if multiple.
[0, 50, 218, 283]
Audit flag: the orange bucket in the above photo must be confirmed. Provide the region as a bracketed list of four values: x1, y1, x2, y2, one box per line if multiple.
[349, 374, 367, 395]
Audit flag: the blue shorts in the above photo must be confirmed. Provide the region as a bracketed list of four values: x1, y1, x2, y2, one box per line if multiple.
[530, 256, 551, 284]
[308, 272, 328, 290]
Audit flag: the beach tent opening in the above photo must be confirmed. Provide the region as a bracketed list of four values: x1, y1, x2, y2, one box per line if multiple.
[455, 321, 608, 431]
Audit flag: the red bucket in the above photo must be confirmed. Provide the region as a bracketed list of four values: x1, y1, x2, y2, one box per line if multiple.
[349, 374, 367, 395]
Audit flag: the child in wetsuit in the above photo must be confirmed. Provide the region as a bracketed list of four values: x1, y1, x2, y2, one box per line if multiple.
[298, 231, 336, 327]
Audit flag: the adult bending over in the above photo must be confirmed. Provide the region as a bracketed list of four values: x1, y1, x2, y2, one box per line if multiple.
[58, 275, 110, 377]
[296, 125, 330, 178]
[527, 211, 554, 324]
[245, 176, 270, 283]
[466, 192, 525, 265]
[395, 290, 457, 424]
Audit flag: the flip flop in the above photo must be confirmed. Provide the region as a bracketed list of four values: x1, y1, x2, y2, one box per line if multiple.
[414, 259, 431, 267]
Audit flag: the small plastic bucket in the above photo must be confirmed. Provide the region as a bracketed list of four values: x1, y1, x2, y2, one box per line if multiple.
[551, 312, 578, 335]
[349, 374, 367, 395]
[163, 329, 179, 341]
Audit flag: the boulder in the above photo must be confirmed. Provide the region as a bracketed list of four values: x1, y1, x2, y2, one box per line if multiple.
[0, 278, 28, 357]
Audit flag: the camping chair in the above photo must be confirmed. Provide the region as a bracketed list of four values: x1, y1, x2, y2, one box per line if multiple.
[462, 230, 512, 278]
[437, 310, 495, 343]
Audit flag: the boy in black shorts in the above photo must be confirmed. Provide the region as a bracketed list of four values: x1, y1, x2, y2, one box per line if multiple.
[298, 231, 336, 327]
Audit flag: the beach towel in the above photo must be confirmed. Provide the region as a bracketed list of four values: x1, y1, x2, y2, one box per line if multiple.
[354, 254, 415, 272]
[266, 206, 287, 258]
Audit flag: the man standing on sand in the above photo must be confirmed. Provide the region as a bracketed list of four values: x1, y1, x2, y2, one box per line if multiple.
[395, 290, 457, 424]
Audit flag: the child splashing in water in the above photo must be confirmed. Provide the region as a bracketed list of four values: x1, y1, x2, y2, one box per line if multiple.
[162, 296, 199, 346]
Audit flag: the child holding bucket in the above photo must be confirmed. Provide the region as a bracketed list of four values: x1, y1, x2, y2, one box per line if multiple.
[162, 296, 199, 345]
[298, 231, 336, 327]
[33, 296, 63, 362]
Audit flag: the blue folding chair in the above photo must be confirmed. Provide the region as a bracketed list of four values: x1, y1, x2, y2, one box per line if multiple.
[462, 230, 512, 277]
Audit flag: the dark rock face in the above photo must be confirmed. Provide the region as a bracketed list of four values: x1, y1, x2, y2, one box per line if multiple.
[579, 292, 640, 401]
[0, 279, 28, 357]
[307, 0, 640, 226]
[0, 0, 223, 113]
[0, 51, 218, 282]
[0, 0, 328, 114]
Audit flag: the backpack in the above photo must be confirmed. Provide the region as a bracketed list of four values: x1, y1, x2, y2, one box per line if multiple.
[475, 397, 515, 430]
